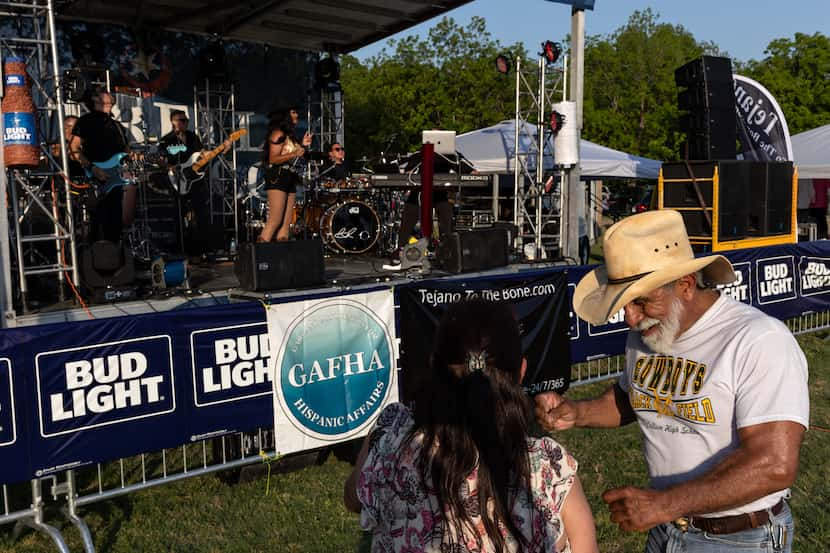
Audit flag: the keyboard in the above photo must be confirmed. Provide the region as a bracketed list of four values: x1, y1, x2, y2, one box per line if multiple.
[365, 173, 492, 189]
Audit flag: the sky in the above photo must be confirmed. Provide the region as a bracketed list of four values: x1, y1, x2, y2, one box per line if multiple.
[353, 0, 828, 63]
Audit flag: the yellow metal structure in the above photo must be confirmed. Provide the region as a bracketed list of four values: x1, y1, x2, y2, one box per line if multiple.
[658, 165, 797, 252]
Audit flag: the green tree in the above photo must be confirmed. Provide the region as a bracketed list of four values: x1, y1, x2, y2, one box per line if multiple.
[741, 32, 830, 135]
[341, 17, 525, 162]
[582, 9, 721, 161]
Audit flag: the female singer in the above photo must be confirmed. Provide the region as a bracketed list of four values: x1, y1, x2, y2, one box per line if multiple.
[258, 108, 312, 242]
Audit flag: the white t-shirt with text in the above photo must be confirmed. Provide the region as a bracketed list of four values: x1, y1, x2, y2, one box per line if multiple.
[620, 293, 810, 517]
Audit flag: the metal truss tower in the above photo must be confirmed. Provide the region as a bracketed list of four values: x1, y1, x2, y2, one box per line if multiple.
[511, 54, 565, 260]
[193, 79, 239, 252]
[0, 0, 78, 320]
[314, 87, 344, 151]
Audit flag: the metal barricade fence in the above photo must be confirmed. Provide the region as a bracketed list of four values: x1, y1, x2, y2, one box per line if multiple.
[2, 311, 828, 553]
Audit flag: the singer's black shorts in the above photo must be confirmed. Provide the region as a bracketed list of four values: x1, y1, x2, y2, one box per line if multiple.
[264, 165, 300, 194]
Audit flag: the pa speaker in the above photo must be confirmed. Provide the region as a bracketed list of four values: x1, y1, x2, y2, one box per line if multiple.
[675, 56, 736, 161]
[235, 240, 325, 291]
[438, 228, 509, 273]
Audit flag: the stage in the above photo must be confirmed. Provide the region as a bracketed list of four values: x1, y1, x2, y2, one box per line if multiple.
[14, 251, 561, 326]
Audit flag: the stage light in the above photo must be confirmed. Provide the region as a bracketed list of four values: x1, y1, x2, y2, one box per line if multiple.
[198, 41, 229, 81]
[541, 41, 562, 65]
[315, 56, 341, 89]
[549, 110, 566, 134]
[495, 54, 512, 75]
[62, 69, 89, 103]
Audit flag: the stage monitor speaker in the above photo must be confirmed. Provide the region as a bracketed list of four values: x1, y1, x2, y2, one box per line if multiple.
[80, 240, 135, 288]
[235, 240, 325, 291]
[438, 228, 509, 274]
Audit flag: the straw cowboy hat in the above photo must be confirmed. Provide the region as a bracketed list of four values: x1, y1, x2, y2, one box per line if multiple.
[573, 210, 736, 325]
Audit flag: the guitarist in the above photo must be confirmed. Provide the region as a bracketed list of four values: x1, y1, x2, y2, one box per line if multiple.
[70, 88, 134, 243]
[158, 110, 230, 254]
[158, 110, 203, 176]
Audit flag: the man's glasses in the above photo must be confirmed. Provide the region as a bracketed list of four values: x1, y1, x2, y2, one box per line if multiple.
[173, 118, 188, 123]
[332, 147, 344, 151]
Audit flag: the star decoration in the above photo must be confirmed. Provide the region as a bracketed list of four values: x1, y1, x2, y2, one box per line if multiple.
[131, 49, 160, 80]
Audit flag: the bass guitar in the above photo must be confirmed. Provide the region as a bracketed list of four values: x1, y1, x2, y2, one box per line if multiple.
[85, 152, 136, 196]
[168, 129, 247, 195]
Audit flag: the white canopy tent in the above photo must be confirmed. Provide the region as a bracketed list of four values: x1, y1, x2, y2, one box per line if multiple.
[792, 124, 830, 179]
[456, 119, 662, 179]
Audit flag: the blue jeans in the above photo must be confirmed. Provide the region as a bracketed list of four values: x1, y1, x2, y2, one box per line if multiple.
[645, 501, 794, 553]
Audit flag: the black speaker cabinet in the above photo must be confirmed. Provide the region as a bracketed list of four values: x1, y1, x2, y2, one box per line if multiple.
[675, 56, 736, 160]
[438, 228, 509, 273]
[80, 241, 136, 288]
[235, 240, 325, 291]
[661, 161, 793, 240]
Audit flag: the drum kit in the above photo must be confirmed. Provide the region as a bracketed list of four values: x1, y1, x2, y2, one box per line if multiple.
[243, 167, 404, 256]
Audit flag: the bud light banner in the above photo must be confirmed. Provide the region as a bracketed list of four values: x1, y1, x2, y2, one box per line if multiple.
[0, 355, 28, 484]
[267, 290, 398, 455]
[35, 336, 175, 438]
[734, 75, 793, 162]
[396, 269, 571, 400]
[191, 322, 272, 408]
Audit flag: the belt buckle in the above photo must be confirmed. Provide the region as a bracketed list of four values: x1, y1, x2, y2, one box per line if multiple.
[673, 517, 690, 532]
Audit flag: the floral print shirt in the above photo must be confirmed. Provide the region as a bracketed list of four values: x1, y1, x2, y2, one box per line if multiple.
[357, 402, 578, 553]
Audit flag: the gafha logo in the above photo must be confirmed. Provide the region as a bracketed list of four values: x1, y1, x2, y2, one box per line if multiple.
[276, 300, 394, 439]
[36, 336, 175, 437]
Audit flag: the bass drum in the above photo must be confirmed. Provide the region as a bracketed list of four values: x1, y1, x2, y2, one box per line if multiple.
[320, 200, 380, 254]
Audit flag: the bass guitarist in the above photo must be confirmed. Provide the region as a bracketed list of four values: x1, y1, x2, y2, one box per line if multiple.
[70, 88, 134, 243]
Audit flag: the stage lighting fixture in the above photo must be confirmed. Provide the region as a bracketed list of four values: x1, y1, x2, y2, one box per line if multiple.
[541, 41, 562, 65]
[62, 69, 89, 103]
[495, 54, 512, 74]
[549, 110, 566, 134]
[71, 30, 105, 67]
[198, 41, 229, 81]
[315, 56, 341, 89]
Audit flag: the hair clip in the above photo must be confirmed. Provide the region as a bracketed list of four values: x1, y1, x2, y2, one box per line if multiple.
[466, 350, 487, 373]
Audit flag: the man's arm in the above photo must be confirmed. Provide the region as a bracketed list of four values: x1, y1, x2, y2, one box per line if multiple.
[603, 420, 805, 531]
[535, 383, 636, 431]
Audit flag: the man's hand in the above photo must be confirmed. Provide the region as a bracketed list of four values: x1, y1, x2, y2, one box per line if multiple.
[222, 139, 232, 153]
[302, 131, 313, 147]
[534, 392, 578, 431]
[602, 487, 674, 532]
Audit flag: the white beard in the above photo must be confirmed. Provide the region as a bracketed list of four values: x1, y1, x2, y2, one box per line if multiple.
[637, 297, 684, 354]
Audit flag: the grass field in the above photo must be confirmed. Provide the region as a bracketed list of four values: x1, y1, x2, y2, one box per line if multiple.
[1, 331, 827, 553]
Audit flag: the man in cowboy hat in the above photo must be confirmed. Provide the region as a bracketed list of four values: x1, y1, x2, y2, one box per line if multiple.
[536, 210, 809, 552]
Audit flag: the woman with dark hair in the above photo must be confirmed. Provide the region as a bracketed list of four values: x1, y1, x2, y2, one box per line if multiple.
[344, 300, 598, 553]
[258, 108, 311, 242]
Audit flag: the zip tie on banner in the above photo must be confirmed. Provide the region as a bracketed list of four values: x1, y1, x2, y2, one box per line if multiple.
[259, 299, 270, 311]
[259, 449, 283, 496]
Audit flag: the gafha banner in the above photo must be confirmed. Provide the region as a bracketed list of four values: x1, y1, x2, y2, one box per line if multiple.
[734, 74, 793, 162]
[267, 290, 398, 456]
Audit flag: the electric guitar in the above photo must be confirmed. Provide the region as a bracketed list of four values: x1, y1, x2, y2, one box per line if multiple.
[168, 129, 247, 195]
[85, 152, 135, 195]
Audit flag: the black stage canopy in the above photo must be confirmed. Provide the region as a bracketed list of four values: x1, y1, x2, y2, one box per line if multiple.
[57, 0, 474, 54]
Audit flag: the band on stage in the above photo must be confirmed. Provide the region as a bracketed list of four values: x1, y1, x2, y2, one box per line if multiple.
[62, 87, 479, 273]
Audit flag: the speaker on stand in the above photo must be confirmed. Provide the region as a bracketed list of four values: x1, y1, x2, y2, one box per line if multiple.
[675, 56, 736, 161]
